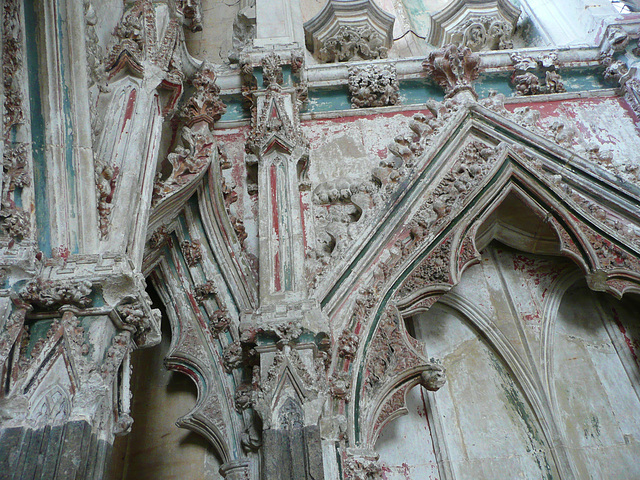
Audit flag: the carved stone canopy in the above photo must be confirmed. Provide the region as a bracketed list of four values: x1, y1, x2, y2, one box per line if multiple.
[427, 0, 521, 52]
[303, 0, 395, 63]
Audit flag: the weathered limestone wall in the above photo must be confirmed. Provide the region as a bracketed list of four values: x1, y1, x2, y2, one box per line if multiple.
[376, 243, 640, 479]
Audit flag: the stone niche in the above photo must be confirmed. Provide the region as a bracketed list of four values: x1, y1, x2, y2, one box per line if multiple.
[303, 0, 395, 63]
[427, 0, 521, 51]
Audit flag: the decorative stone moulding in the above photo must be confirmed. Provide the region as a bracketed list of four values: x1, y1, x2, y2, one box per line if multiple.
[303, 0, 395, 63]
[427, 0, 521, 52]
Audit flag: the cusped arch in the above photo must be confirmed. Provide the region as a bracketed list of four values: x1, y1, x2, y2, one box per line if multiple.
[333, 103, 640, 457]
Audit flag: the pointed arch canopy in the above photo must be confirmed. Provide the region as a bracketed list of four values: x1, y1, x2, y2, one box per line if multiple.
[319, 101, 640, 448]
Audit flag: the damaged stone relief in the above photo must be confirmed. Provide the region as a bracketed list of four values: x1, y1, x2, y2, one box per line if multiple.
[2, 0, 640, 479]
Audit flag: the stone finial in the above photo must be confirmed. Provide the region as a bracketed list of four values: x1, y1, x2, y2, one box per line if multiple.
[179, 64, 227, 127]
[261, 53, 283, 87]
[422, 44, 480, 99]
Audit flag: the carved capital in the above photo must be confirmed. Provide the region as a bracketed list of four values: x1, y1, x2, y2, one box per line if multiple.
[343, 448, 385, 480]
[219, 459, 251, 480]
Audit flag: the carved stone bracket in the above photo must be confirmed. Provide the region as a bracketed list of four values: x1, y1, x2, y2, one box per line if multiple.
[348, 64, 399, 108]
[304, 0, 395, 63]
[427, 0, 520, 51]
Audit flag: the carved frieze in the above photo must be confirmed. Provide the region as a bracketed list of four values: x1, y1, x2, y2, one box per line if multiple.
[1, 1, 30, 245]
[319, 25, 388, 63]
[3, 0, 25, 140]
[19, 279, 94, 310]
[348, 64, 399, 109]
[423, 44, 480, 99]
[304, 0, 395, 63]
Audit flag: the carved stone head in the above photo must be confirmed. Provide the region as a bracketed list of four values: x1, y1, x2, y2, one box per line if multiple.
[420, 363, 447, 391]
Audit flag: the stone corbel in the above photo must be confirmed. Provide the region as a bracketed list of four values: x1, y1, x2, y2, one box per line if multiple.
[347, 64, 399, 108]
[427, 0, 520, 51]
[303, 0, 395, 63]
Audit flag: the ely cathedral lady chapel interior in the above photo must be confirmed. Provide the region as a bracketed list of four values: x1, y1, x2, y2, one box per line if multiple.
[2, 0, 640, 478]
